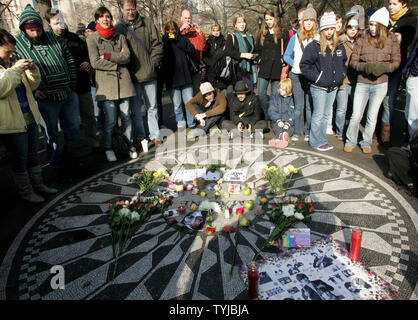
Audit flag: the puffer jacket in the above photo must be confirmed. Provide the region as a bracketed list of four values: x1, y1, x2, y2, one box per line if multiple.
[0, 64, 41, 133]
[86, 32, 136, 101]
[268, 93, 295, 126]
[350, 31, 401, 84]
[118, 15, 163, 83]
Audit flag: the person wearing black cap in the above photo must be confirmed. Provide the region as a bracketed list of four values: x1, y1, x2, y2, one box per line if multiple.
[221, 80, 268, 139]
[85, 21, 96, 38]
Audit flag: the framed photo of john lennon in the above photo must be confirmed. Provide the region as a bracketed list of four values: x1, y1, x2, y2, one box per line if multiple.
[239, 237, 398, 300]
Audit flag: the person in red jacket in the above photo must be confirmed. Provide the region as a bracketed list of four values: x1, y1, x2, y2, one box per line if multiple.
[180, 9, 206, 97]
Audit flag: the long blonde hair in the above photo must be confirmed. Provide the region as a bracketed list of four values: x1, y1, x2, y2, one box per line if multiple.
[258, 9, 282, 45]
[319, 29, 339, 56]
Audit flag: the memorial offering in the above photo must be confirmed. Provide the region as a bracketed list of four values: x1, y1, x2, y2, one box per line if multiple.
[127, 168, 170, 196]
[239, 236, 399, 300]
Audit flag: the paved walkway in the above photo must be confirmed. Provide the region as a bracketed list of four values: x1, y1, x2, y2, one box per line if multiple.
[0, 92, 417, 300]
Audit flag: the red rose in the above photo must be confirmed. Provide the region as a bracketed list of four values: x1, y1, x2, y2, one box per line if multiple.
[236, 208, 244, 216]
[309, 205, 315, 212]
[298, 203, 304, 208]
[222, 225, 233, 233]
[148, 205, 153, 211]
[205, 226, 215, 235]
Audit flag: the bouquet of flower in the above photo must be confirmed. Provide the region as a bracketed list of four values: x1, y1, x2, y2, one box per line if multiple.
[128, 168, 170, 196]
[107, 193, 171, 279]
[254, 194, 315, 260]
[262, 164, 298, 195]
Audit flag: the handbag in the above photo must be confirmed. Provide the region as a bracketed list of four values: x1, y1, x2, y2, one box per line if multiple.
[186, 54, 199, 74]
[280, 38, 289, 80]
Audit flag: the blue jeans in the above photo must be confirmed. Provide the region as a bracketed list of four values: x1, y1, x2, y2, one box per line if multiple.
[291, 72, 312, 137]
[258, 77, 279, 120]
[335, 83, 354, 137]
[102, 99, 132, 150]
[309, 86, 338, 148]
[168, 85, 194, 129]
[345, 82, 388, 148]
[381, 69, 402, 123]
[0, 122, 40, 173]
[405, 75, 418, 137]
[131, 80, 160, 141]
[38, 91, 80, 168]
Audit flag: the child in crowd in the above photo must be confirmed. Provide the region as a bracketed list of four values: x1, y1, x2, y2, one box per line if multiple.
[268, 78, 295, 148]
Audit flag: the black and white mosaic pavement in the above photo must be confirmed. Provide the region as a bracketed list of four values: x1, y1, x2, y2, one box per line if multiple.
[1, 141, 417, 300]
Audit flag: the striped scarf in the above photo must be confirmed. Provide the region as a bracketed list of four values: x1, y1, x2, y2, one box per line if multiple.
[14, 31, 78, 103]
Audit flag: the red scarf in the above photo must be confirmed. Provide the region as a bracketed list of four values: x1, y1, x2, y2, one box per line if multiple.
[96, 23, 115, 39]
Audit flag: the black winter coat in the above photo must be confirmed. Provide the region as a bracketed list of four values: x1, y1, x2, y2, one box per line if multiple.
[60, 29, 91, 94]
[226, 91, 262, 126]
[202, 34, 229, 90]
[255, 31, 290, 80]
[390, 9, 417, 69]
[162, 33, 195, 90]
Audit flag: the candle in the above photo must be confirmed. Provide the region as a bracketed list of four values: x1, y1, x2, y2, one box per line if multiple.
[178, 205, 186, 214]
[349, 228, 362, 261]
[248, 262, 259, 299]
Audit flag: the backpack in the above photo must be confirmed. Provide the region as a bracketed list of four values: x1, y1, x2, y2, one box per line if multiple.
[61, 138, 95, 176]
[112, 129, 130, 159]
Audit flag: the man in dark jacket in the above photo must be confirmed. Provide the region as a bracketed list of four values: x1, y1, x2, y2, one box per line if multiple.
[221, 80, 269, 138]
[118, 0, 164, 148]
[46, 9, 98, 148]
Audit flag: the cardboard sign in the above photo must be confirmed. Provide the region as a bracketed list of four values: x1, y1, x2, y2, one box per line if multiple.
[170, 168, 206, 182]
[223, 168, 247, 182]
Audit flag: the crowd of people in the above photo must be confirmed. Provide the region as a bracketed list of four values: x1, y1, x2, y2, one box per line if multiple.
[0, 0, 417, 202]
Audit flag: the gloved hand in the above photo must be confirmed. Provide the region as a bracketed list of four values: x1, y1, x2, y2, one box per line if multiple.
[364, 63, 376, 75]
[372, 64, 386, 77]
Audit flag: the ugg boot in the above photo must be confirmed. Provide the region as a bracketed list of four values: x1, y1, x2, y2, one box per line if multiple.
[28, 165, 58, 194]
[380, 122, 391, 147]
[12, 171, 45, 203]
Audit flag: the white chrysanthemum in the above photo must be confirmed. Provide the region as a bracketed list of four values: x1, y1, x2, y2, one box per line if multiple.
[119, 208, 131, 216]
[130, 211, 140, 221]
[294, 212, 304, 220]
[282, 204, 295, 217]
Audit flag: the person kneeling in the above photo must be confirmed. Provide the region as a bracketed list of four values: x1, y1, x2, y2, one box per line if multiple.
[221, 80, 268, 139]
[268, 79, 295, 148]
[185, 82, 227, 140]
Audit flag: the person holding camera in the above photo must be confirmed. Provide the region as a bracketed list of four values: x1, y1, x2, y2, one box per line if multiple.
[0, 28, 57, 203]
[221, 80, 268, 139]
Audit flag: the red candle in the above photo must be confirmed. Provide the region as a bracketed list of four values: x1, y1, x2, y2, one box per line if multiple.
[248, 262, 259, 299]
[178, 205, 186, 214]
[349, 228, 362, 261]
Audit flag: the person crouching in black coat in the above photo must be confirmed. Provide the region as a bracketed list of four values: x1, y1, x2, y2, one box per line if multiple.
[221, 80, 269, 139]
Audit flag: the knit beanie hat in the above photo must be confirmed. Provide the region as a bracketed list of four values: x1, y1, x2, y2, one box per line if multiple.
[302, 4, 317, 21]
[200, 82, 215, 95]
[320, 12, 337, 31]
[345, 5, 365, 29]
[369, 7, 390, 27]
[86, 21, 96, 32]
[19, 4, 43, 31]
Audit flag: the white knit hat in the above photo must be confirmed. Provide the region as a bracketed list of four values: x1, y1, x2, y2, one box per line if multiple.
[200, 82, 215, 95]
[320, 12, 337, 31]
[369, 7, 389, 27]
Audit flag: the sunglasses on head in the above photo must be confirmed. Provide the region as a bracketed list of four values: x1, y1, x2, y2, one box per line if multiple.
[347, 24, 359, 30]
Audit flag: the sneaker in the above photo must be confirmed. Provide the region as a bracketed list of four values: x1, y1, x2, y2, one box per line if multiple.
[269, 139, 278, 147]
[105, 150, 117, 162]
[362, 146, 372, 154]
[275, 140, 289, 148]
[336, 136, 343, 141]
[326, 128, 335, 135]
[208, 127, 221, 137]
[291, 135, 299, 141]
[316, 144, 334, 151]
[343, 146, 353, 152]
[187, 129, 200, 141]
[129, 150, 138, 159]
[304, 135, 309, 141]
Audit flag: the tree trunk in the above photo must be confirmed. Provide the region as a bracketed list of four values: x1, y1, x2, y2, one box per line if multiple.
[35, 0, 51, 30]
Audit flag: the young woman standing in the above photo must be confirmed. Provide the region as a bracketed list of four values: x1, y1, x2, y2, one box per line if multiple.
[344, 7, 401, 154]
[225, 13, 257, 92]
[86, 6, 137, 162]
[283, 4, 319, 141]
[300, 12, 347, 152]
[255, 9, 289, 120]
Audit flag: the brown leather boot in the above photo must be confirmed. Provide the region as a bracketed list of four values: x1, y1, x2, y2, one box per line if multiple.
[380, 122, 391, 147]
